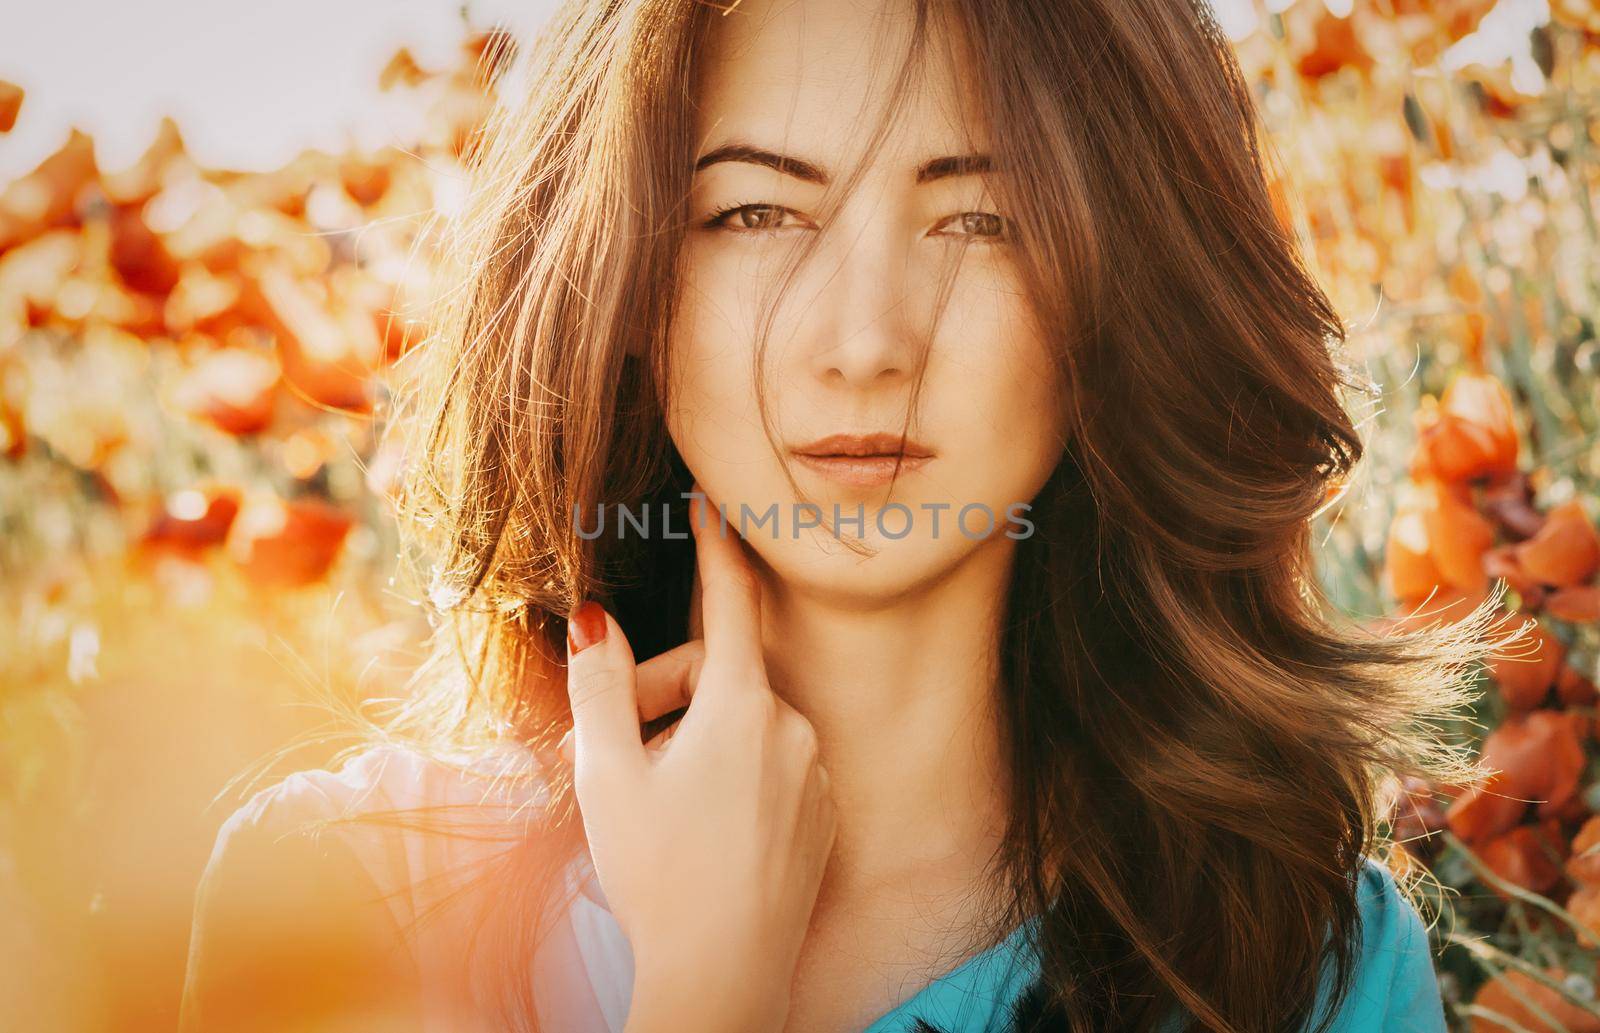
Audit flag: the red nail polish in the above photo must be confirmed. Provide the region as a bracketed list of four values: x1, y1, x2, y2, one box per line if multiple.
[567, 600, 608, 654]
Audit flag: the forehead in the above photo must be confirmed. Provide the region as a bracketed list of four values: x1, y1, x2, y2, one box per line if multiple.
[692, 0, 986, 170]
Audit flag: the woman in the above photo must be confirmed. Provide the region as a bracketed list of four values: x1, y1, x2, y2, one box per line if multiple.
[179, 0, 1510, 1030]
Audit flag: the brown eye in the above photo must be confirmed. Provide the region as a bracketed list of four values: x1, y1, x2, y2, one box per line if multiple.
[707, 203, 801, 231]
[933, 211, 1009, 239]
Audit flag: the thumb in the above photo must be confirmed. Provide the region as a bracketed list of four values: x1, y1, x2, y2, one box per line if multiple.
[564, 600, 645, 775]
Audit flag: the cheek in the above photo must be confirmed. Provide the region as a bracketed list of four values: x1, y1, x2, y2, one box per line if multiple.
[999, 333, 1069, 492]
[1006, 330, 1067, 435]
[948, 277, 1065, 447]
[664, 258, 765, 467]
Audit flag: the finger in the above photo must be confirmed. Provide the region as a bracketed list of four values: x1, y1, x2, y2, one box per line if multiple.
[644, 716, 682, 753]
[564, 600, 645, 773]
[635, 639, 706, 724]
[687, 561, 704, 641]
[687, 485, 766, 675]
[560, 639, 702, 766]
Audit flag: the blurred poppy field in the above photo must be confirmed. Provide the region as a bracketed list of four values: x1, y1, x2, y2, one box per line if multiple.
[4, 2, 1600, 1030]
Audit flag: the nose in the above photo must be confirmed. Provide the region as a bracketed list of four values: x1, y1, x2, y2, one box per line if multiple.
[802, 229, 922, 390]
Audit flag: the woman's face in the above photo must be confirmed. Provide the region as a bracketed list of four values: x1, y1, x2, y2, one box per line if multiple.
[666, 0, 1068, 603]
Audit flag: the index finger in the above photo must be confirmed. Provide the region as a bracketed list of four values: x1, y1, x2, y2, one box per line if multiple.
[687, 486, 767, 675]
[635, 638, 705, 723]
[563, 601, 646, 774]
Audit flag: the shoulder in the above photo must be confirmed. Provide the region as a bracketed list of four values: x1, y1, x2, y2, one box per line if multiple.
[221, 740, 553, 833]
[180, 742, 554, 1033]
[1317, 856, 1447, 1033]
[212, 741, 551, 884]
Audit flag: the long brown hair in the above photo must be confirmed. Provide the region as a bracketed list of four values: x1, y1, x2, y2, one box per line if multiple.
[384, 0, 1514, 1029]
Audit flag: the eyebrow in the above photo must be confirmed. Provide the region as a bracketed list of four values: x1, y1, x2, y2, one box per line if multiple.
[693, 143, 993, 185]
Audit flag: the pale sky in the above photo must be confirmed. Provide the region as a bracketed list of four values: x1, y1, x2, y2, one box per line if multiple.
[0, 0, 563, 179]
[1, 0, 1539, 183]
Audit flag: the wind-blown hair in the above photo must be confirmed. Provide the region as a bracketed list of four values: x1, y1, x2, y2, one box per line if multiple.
[381, 0, 1515, 1029]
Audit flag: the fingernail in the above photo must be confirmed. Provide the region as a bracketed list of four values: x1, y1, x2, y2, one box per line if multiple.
[567, 600, 608, 654]
[558, 728, 574, 762]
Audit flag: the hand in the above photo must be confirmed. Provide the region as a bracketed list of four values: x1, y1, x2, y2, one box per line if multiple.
[562, 487, 837, 1033]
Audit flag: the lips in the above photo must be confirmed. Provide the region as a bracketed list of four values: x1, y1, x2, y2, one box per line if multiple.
[790, 432, 934, 488]
[791, 432, 934, 459]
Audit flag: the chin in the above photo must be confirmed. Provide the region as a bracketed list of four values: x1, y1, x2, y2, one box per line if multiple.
[682, 464, 1039, 603]
[744, 527, 1001, 607]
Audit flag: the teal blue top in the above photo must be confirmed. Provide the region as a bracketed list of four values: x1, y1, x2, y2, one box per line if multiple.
[862, 857, 1447, 1033]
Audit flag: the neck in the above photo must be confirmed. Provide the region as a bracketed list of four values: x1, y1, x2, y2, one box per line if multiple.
[725, 537, 1018, 897]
